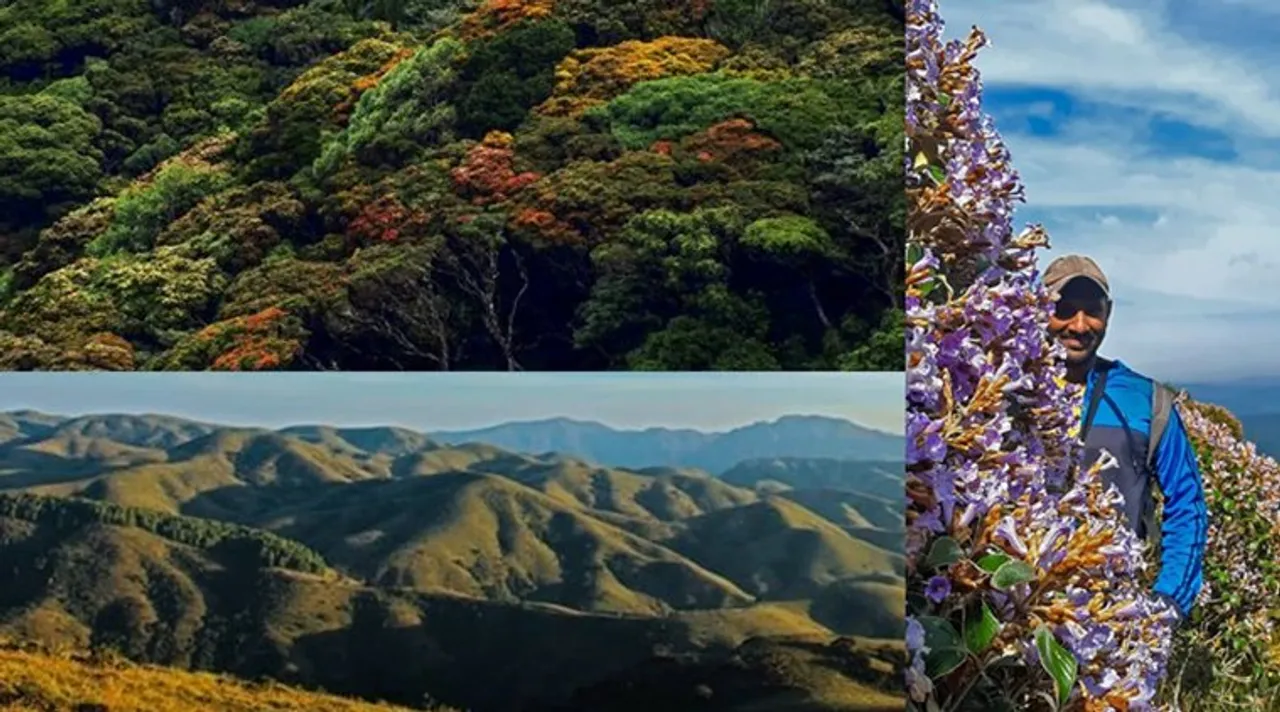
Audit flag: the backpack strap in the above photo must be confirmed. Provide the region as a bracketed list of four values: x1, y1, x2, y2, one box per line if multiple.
[1142, 383, 1175, 555]
[1080, 360, 1111, 443]
[1146, 384, 1174, 471]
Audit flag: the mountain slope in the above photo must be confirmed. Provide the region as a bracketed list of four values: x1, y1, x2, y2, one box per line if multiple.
[0, 642, 445, 712]
[720, 457, 903, 501]
[667, 497, 904, 601]
[249, 473, 756, 614]
[40, 414, 219, 450]
[493, 457, 761, 522]
[0, 410, 68, 444]
[0, 494, 897, 711]
[544, 636, 905, 712]
[0, 411, 907, 711]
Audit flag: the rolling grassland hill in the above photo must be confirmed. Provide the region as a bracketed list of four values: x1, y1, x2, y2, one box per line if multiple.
[0, 411, 906, 711]
[0, 639, 448, 712]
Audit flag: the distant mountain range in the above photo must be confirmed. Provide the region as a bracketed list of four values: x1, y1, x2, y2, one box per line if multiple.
[0, 410, 905, 711]
[423, 415, 903, 472]
[0, 410, 902, 473]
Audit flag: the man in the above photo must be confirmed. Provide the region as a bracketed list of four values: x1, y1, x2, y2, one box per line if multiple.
[1042, 254, 1207, 624]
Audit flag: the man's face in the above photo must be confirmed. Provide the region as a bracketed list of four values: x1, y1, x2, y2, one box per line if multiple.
[1048, 277, 1109, 365]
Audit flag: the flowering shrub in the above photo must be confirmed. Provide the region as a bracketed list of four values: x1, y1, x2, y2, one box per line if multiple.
[536, 37, 731, 117]
[904, 1, 1178, 709]
[79, 332, 137, 370]
[458, 0, 556, 40]
[158, 306, 305, 371]
[1161, 396, 1280, 708]
[449, 131, 542, 205]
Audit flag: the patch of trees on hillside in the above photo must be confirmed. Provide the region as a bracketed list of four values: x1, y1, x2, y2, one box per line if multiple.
[0, 492, 329, 573]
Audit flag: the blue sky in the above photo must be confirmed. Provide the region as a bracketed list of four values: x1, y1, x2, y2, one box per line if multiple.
[943, 0, 1280, 381]
[0, 373, 903, 433]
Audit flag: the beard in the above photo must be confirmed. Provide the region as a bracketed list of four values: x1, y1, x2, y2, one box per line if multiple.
[1058, 330, 1103, 366]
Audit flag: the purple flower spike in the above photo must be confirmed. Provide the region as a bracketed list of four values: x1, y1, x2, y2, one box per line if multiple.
[905, 0, 1177, 708]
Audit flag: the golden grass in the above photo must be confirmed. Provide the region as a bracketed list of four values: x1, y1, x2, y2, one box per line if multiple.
[737, 640, 904, 712]
[0, 643, 459, 712]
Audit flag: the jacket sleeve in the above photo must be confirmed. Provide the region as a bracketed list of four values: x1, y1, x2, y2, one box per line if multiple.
[1151, 407, 1207, 616]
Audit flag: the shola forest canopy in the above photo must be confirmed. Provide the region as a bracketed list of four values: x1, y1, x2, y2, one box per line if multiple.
[0, 0, 904, 371]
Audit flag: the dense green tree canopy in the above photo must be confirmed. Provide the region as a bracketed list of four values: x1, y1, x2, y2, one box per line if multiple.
[0, 0, 902, 370]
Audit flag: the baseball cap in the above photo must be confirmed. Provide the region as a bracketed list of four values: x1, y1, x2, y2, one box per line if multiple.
[1041, 254, 1109, 299]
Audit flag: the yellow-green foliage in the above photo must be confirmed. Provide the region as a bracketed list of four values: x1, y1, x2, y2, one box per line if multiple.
[241, 38, 414, 180]
[314, 37, 464, 175]
[796, 25, 901, 79]
[216, 258, 347, 320]
[1, 259, 122, 343]
[86, 160, 234, 257]
[538, 37, 733, 116]
[158, 182, 307, 273]
[93, 248, 227, 332]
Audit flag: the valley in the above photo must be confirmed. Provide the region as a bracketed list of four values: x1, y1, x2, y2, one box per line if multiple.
[0, 410, 905, 711]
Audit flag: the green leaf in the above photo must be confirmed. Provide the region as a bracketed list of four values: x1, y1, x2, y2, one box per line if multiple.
[964, 603, 1001, 653]
[928, 165, 946, 184]
[991, 560, 1036, 590]
[975, 552, 1010, 573]
[939, 92, 951, 107]
[924, 536, 963, 569]
[919, 615, 968, 678]
[1034, 625, 1077, 706]
[906, 591, 929, 616]
[906, 242, 924, 266]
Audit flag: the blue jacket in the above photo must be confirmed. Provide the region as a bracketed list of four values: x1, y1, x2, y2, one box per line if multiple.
[1081, 359, 1207, 617]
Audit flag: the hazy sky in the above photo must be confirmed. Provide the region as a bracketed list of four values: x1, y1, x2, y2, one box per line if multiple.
[944, 0, 1280, 381]
[0, 372, 903, 433]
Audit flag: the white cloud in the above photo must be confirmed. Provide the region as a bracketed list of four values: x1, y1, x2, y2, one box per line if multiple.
[946, 0, 1280, 136]
[1011, 134, 1280, 306]
[940, 0, 1280, 377]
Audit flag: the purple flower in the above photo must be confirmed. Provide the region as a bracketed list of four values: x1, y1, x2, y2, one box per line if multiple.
[905, 653, 933, 701]
[906, 616, 926, 652]
[905, 0, 1176, 707]
[925, 575, 951, 603]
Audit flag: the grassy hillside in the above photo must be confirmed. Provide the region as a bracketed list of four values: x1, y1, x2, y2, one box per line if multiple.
[0, 409, 907, 711]
[0, 640, 446, 712]
[669, 497, 903, 599]
[0, 0, 903, 371]
[719, 457, 902, 501]
[541, 636, 905, 711]
[255, 473, 757, 613]
[0, 508, 899, 710]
